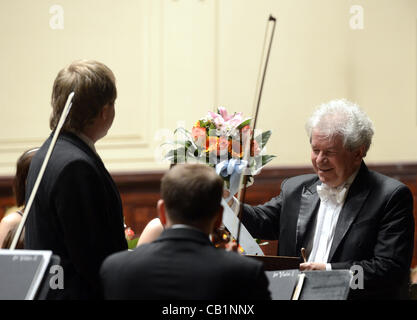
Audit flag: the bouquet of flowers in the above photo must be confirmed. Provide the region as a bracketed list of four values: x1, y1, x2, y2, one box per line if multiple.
[163, 107, 275, 197]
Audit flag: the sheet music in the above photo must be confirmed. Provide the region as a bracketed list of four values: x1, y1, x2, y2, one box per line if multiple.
[221, 199, 264, 256]
[265, 269, 300, 300]
[292, 273, 306, 300]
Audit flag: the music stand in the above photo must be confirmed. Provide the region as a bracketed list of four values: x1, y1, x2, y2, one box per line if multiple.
[35, 254, 61, 300]
[0, 249, 53, 300]
[299, 270, 352, 300]
[246, 254, 301, 271]
[265, 269, 352, 300]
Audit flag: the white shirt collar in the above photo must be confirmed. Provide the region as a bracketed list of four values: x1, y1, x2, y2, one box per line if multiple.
[316, 167, 360, 205]
[170, 224, 202, 232]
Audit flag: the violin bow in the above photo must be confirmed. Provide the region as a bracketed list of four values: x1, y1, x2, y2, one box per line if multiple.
[234, 15, 276, 249]
[9, 92, 74, 250]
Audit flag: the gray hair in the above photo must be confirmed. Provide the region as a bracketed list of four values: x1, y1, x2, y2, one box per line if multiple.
[305, 99, 374, 156]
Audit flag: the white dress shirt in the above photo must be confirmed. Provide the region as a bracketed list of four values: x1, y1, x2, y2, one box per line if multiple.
[228, 169, 359, 269]
[308, 170, 359, 269]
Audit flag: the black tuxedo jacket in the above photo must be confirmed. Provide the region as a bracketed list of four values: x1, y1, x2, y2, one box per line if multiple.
[242, 162, 414, 299]
[100, 227, 271, 300]
[24, 132, 127, 299]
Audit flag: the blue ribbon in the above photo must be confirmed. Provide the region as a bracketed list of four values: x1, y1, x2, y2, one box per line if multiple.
[216, 159, 248, 201]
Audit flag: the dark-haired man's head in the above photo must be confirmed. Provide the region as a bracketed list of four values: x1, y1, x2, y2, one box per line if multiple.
[158, 164, 224, 234]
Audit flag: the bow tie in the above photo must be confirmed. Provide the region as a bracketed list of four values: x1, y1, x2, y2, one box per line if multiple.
[316, 184, 348, 204]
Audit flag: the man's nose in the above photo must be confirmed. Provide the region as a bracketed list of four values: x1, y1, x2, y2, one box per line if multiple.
[316, 151, 327, 164]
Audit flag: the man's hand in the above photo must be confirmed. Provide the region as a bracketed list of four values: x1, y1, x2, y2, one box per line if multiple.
[223, 190, 234, 207]
[299, 262, 326, 271]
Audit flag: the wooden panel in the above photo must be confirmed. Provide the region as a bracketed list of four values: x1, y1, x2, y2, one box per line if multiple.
[1, 163, 416, 265]
[109, 163, 417, 265]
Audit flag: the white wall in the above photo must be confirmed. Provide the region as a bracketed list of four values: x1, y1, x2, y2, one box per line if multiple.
[0, 0, 416, 175]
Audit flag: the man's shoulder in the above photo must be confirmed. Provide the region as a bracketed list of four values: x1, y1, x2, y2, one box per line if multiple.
[32, 133, 98, 175]
[103, 241, 163, 268]
[101, 242, 263, 276]
[368, 168, 403, 185]
[100, 248, 142, 279]
[55, 133, 96, 164]
[367, 168, 411, 195]
[101, 248, 131, 268]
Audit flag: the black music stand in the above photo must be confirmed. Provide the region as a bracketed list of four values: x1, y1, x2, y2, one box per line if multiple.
[246, 254, 301, 271]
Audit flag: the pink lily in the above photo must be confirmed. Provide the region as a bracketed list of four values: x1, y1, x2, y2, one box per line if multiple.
[218, 106, 234, 121]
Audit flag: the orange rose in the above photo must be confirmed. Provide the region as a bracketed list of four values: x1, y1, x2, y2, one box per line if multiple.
[206, 136, 229, 155]
[218, 137, 229, 154]
[229, 140, 243, 158]
[206, 136, 219, 153]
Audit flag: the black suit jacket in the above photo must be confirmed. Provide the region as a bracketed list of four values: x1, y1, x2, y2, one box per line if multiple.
[242, 162, 414, 299]
[100, 227, 271, 300]
[24, 132, 127, 299]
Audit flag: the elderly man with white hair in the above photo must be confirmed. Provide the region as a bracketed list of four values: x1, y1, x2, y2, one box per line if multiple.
[240, 99, 414, 299]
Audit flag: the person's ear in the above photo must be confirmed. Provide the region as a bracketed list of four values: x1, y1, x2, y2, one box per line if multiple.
[213, 206, 224, 230]
[157, 199, 167, 226]
[100, 104, 110, 121]
[353, 145, 366, 163]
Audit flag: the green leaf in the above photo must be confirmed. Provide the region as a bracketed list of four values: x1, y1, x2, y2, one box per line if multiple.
[174, 127, 191, 136]
[164, 147, 187, 159]
[255, 130, 272, 149]
[199, 120, 210, 128]
[185, 140, 196, 150]
[237, 118, 251, 129]
[161, 140, 190, 147]
[127, 238, 139, 250]
[261, 154, 276, 166]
